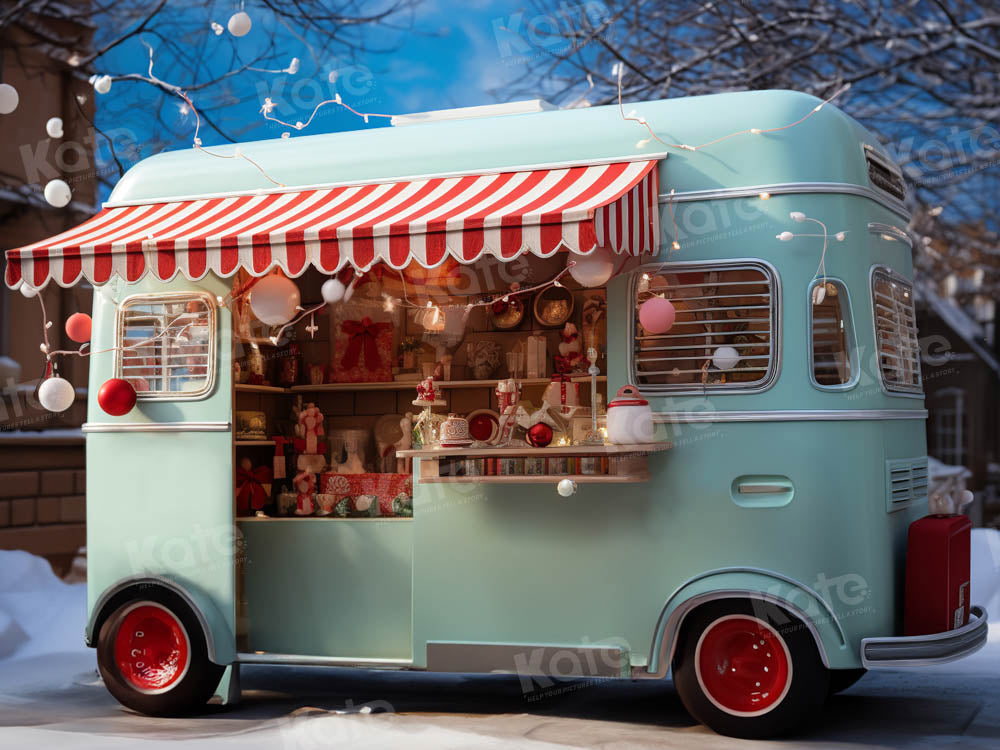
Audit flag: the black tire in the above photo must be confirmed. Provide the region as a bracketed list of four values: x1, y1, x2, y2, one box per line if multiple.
[827, 668, 866, 696]
[672, 599, 829, 739]
[97, 589, 225, 716]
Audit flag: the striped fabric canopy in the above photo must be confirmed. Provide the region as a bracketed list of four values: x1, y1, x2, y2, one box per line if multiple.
[5, 158, 660, 289]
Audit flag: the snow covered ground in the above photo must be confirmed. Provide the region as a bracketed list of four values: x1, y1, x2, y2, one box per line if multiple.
[1, 533, 999, 749]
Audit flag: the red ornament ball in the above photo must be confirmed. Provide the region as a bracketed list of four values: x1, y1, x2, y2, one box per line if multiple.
[98, 377, 137, 416]
[526, 422, 554, 448]
[491, 299, 509, 315]
[65, 312, 92, 343]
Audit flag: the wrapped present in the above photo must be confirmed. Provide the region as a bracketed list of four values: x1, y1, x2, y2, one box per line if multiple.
[320, 472, 413, 517]
[544, 374, 580, 411]
[330, 300, 397, 382]
[236, 458, 272, 515]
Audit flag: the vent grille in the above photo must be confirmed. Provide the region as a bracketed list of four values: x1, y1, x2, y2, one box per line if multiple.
[871, 269, 922, 394]
[632, 264, 776, 391]
[886, 457, 929, 511]
[864, 146, 906, 201]
[116, 295, 214, 397]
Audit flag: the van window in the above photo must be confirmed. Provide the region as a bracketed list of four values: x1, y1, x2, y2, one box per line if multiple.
[871, 268, 922, 394]
[632, 262, 778, 392]
[116, 293, 216, 399]
[809, 279, 856, 388]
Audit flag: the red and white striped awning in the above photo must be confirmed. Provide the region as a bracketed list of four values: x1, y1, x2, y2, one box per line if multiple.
[5, 158, 660, 289]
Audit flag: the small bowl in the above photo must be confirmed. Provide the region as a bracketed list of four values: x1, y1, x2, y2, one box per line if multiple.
[533, 286, 575, 327]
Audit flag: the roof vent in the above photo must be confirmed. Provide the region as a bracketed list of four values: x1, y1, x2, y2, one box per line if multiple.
[391, 99, 556, 127]
[864, 145, 906, 201]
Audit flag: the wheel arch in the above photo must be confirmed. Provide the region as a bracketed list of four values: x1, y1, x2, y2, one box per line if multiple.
[86, 574, 235, 665]
[645, 567, 851, 676]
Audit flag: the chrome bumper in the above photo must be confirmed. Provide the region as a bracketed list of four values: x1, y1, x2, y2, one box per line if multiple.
[861, 605, 988, 668]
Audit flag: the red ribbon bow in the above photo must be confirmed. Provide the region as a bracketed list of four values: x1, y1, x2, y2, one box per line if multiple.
[341, 317, 391, 371]
[236, 465, 272, 512]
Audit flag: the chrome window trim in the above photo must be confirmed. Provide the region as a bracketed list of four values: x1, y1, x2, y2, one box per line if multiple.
[868, 222, 913, 248]
[657, 181, 909, 220]
[82, 421, 231, 433]
[652, 409, 927, 423]
[807, 277, 860, 392]
[114, 291, 217, 402]
[869, 264, 924, 399]
[628, 258, 782, 396]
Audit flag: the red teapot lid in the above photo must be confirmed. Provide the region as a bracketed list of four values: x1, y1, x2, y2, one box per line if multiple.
[607, 384, 648, 408]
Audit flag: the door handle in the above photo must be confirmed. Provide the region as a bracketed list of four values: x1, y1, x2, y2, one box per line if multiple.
[731, 476, 794, 507]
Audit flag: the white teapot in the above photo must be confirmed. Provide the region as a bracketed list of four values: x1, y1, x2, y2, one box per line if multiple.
[606, 384, 655, 444]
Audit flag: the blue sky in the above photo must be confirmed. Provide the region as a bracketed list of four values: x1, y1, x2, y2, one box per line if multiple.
[91, 0, 566, 195]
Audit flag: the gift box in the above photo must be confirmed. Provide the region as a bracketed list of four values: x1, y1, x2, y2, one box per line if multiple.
[330, 300, 398, 383]
[320, 472, 413, 517]
[543, 374, 580, 410]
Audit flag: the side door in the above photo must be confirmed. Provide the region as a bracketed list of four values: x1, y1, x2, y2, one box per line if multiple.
[85, 275, 234, 658]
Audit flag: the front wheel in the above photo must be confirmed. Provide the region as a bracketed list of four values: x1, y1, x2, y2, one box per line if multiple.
[672, 599, 829, 738]
[97, 591, 224, 715]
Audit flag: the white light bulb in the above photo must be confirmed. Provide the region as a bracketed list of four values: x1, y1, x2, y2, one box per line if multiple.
[790, 211, 806, 222]
[0, 83, 19, 114]
[44, 179, 72, 208]
[287, 57, 300, 74]
[557, 479, 577, 497]
[835, 231, 845, 241]
[777, 231, 794, 241]
[20, 284, 38, 298]
[228, 10, 252, 37]
[45, 117, 63, 138]
[93, 75, 112, 95]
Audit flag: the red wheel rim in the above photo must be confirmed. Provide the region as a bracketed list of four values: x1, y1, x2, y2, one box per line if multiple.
[695, 615, 792, 716]
[113, 603, 191, 694]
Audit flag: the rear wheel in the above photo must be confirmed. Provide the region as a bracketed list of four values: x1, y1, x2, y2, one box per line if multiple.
[97, 590, 224, 715]
[672, 599, 828, 738]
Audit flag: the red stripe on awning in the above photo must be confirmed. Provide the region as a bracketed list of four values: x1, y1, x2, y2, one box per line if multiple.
[5, 159, 660, 288]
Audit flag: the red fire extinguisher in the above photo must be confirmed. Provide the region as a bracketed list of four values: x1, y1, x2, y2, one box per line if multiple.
[904, 512, 972, 636]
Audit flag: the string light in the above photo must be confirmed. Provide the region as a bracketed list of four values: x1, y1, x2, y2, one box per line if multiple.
[260, 91, 393, 133]
[616, 62, 851, 153]
[775, 211, 847, 302]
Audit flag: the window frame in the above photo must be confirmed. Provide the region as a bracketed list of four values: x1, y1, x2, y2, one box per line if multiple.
[627, 258, 782, 395]
[114, 291, 217, 402]
[806, 276, 859, 392]
[869, 265, 923, 398]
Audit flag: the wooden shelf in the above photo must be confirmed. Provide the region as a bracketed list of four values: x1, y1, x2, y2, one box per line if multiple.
[418, 473, 651, 485]
[290, 375, 606, 393]
[398, 442, 670, 459]
[236, 384, 289, 394]
[235, 440, 276, 446]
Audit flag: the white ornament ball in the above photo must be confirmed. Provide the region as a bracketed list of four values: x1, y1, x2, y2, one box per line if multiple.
[19, 284, 38, 298]
[93, 75, 112, 95]
[0, 83, 18, 114]
[45, 117, 64, 138]
[44, 179, 72, 208]
[249, 275, 300, 325]
[228, 11, 252, 37]
[321, 277, 346, 305]
[712, 345, 740, 371]
[557, 479, 578, 497]
[38, 376, 76, 413]
[567, 247, 615, 288]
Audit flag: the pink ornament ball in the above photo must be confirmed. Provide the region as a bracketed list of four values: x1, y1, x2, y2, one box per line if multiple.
[65, 312, 92, 343]
[98, 377, 137, 416]
[638, 296, 676, 335]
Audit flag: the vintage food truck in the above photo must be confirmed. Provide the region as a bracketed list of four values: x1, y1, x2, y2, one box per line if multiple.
[5, 91, 987, 738]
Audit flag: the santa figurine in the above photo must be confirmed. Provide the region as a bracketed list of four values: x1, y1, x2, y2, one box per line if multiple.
[293, 471, 316, 516]
[297, 402, 325, 455]
[555, 322, 583, 373]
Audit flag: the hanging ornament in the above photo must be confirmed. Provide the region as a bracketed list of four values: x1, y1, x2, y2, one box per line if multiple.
[45, 117, 64, 138]
[43, 179, 71, 208]
[712, 346, 740, 371]
[0, 83, 18, 114]
[93, 75, 112, 95]
[638, 296, 675, 335]
[526, 422, 554, 448]
[567, 247, 615, 288]
[321, 277, 346, 305]
[65, 312, 92, 343]
[249, 274, 300, 325]
[38, 376, 75, 413]
[228, 11, 252, 37]
[98, 378, 137, 416]
[557, 478, 578, 497]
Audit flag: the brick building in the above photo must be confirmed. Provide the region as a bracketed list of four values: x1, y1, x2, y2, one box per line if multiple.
[1, 8, 97, 574]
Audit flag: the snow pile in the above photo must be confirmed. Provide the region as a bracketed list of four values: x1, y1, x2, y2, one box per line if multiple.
[971, 528, 1000, 623]
[0, 549, 87, 662]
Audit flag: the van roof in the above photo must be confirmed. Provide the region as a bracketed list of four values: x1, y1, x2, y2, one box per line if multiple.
[108, 89, 892, 207]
